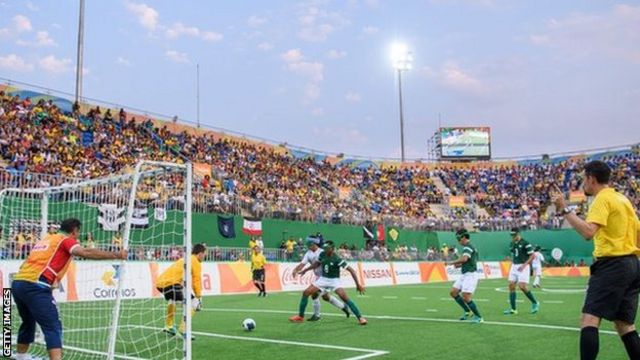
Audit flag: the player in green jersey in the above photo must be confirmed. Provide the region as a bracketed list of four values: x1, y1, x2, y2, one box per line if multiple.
[446, 229, 483, 324]
[289, 240, 367, 325]
[504, 227, 540, 315]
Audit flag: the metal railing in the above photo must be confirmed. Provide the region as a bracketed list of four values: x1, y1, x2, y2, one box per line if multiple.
[0, 242, 457, 263]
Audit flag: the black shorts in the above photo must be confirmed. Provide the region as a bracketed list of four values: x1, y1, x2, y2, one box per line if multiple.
[253, 269, 265, 282]
[583, 255, 640, 323]
[157, 285, 184, 302]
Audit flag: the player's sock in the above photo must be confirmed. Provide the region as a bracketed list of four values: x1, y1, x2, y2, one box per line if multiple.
[254, 282, 262, 293]
[509, 292, 517, 310]
[466, 301, 481, 318]
[312, 298, 321, 316]
[328, 295, 345, 310]
[454, 295, 471, 313]
[580, 326, 599, 360]
[298, 296, 309, 317]
[523, 290, 538, 304]
[179, 309, 196, 334]
[621, 330, 640, 358]
[533, 275, 540, 286]
[345, 300, 362, 319]
[166, 301, 176, 328]
[260, 283, 266, 294]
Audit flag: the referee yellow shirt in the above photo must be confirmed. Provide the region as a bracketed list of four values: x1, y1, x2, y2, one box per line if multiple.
[249, 240, 256, 250]
[586, 188, 640, 258]
[251, 253, 266, 271]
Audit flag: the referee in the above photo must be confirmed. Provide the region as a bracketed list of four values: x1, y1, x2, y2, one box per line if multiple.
[251, 246, 267, 297]
[552, 160, 640, 360]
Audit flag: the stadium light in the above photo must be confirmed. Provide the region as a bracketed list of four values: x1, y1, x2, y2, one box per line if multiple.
[390, 42, 412, 162]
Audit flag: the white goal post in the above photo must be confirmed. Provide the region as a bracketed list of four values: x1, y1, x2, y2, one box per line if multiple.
[0, 161, 193, 360]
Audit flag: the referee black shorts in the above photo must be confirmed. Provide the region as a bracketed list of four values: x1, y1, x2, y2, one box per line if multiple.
[252, 269, 265, 282]
[583, 255, 640, 324]
[157, 284, 184, 302]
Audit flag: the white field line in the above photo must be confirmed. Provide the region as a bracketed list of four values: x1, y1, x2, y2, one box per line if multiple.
[382, 296, 398, 299]
[200, 308, 619, 336]
[134, 325, 389, 360]
[411, 297, 426, 300]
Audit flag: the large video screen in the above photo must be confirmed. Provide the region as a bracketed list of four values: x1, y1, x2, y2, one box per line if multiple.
[439, 127, 491, 159]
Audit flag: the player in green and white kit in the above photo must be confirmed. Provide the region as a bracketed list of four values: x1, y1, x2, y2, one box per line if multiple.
[504, 227, 540, 315]
[447, 229, 483, 323]
[289, 241, 367, 325]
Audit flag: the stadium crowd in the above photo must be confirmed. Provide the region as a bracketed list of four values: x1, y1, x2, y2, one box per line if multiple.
[1, 90, 639, 237]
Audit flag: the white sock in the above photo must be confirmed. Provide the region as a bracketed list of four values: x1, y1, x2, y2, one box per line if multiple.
[328, 295, 345, 310]
[533, 276, 540, 286]
[312, 298, 321, 316]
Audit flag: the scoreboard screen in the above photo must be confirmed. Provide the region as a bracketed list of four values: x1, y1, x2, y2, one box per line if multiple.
[439, 127, 491, 159]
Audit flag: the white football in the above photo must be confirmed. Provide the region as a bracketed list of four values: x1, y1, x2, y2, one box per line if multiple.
[242, 318, 256, 331]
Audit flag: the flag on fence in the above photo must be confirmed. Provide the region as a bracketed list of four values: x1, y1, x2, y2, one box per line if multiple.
[377, 224, 385, 241]
[154, 207, 167, 222]
[131, 207, 149, 228]
[218, 216, 236, 238]
[242, 217, 262, 236]
[363, 224, 375, 240]
[97, 204, 126, 231]
[387, 227, 400, 242]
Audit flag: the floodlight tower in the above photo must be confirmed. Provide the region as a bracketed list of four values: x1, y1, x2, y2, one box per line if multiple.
[391, 42, 413, 162]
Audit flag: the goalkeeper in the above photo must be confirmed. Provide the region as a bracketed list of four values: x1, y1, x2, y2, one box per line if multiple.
[156, 243, 206, 339]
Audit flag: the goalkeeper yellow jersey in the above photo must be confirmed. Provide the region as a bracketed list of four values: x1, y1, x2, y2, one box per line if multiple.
[156, 254, 203, 297]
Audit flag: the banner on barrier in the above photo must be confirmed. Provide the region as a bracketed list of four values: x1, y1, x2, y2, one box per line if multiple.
[0, 260, 591, 301]
[358, 262, 394, 287]
[391, 262, 421, 285]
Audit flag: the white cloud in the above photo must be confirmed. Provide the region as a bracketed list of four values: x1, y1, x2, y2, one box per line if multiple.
[247, 15, 267, 28]
[38, 55, 72, 74]
[35, 31, 56, 46]
[362, 26, 378, 35]
[26, 1, 39, 11]
[165, 22, 223, 42]
[13, 15, 32, 33]
[165, 50, 189, 64]
[297, 4, 349, 42]
[1, 15, 32, 38]
[440, 62, 487, 96]
[125, 1, 159, 31]
[281, 49, 304, 63]
[311, 107, 324, 116]
[201, 31, 223, 42]
[257, 42, 273, 51]
[326, 49, 346, 59]
[115, 56, 132, 67]
[281, 48, 325, 102]
[0, 54, 33, 71]
[531, 4, 640, 64]
[345, 91, 362, 103]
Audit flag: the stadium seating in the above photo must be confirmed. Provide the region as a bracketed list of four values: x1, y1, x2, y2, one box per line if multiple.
[1, 87, 638, 234]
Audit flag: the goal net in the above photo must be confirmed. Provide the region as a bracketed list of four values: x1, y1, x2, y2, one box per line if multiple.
[1, 161, 193, 360]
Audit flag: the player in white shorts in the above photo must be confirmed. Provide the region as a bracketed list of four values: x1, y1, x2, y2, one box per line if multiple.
[291, 236, 350, 321]
[447, 229, 483, 323]
[504, 228, 540, 315]
[532, 246, 545, 288]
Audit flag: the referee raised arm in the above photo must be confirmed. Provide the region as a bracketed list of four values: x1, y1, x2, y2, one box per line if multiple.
[552, 160, 640, 360]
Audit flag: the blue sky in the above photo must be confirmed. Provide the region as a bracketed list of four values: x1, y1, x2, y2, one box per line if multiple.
[1, 0, 639, 159]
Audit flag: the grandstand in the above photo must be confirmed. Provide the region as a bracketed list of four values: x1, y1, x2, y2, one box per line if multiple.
[1, 1, 639, 358]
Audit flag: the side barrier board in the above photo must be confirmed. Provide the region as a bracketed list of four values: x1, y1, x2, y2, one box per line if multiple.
[0, 260, 589, 301]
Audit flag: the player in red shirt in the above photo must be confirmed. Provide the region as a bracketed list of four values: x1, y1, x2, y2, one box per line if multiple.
[12, 218, 127, 360]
